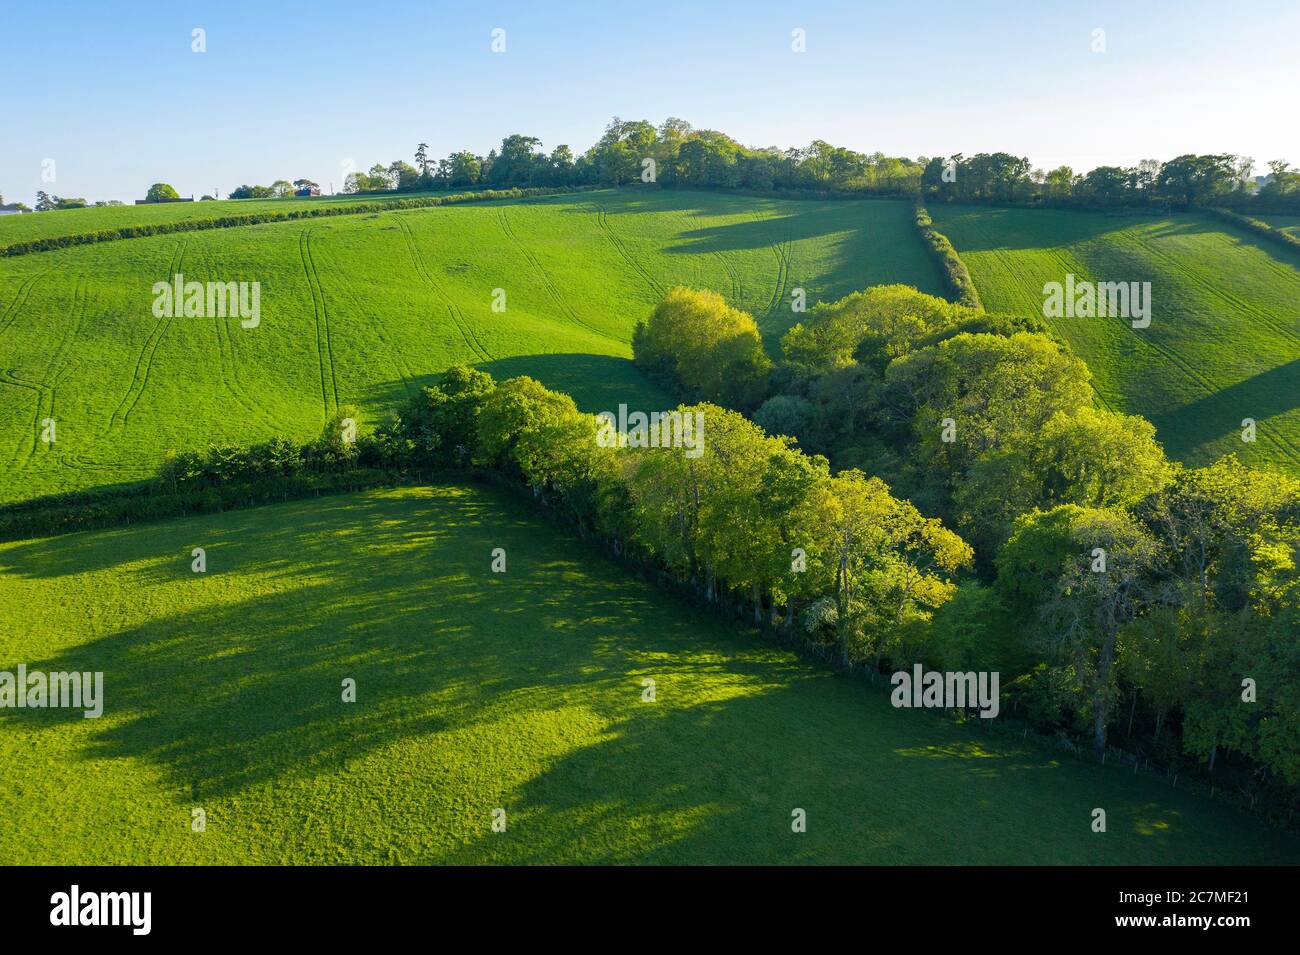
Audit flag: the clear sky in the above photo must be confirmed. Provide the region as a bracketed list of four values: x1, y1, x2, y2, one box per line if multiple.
[3, 0, 1297, 204]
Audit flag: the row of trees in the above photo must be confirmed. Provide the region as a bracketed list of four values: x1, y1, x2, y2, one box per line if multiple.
[228, 179, 318, 200]
[343, 118, 925, 196]
[922, 153, 1300, 210]
[634, 284, 1300, 797]
[152, 365, 973, 679]
[340, 117, 1298, 212]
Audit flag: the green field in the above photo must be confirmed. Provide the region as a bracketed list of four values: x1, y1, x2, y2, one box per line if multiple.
[930, 205, 1300, 473]
[0, 191, 431, 247]
[0, 190, 942, 504]
[1, 482, 1293, 865]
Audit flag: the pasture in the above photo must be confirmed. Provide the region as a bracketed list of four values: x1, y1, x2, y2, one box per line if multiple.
[0, 190, 942, 504]
[930, 205, 1300, 473]
[0, 190, 425, 248]
[0, 482, 1293, 865]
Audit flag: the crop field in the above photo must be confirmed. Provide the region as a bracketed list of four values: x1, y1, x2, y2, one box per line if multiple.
[930, 205, 1300, 473]
[0, 190, 941, 504]
[0, 190, 433, 248]
[0, 482, 1293, 865]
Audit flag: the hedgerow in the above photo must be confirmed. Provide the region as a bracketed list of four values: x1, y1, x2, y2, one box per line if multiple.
[0, 186, 594, 257]
[1205, 206, 1300, 253]
[914, 203, 983, 309]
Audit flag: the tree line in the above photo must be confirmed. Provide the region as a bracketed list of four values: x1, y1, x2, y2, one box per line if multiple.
[340, 116, 1300, 212]
[922, 153, 1300, 211]
[344, 118, 926, 197]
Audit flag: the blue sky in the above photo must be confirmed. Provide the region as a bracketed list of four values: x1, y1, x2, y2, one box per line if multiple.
[3, 0, 1298, 203]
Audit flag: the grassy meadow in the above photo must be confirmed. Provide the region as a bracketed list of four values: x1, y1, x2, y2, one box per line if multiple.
[930, 205, 1300, 473]
[1, 482, 1294, 865]
[0, 190, 434, 247]
[0, 190, 942, 504]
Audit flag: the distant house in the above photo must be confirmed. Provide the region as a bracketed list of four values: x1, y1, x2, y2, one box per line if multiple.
[0, 207, 25, 216]
[295, 186, 321, 197]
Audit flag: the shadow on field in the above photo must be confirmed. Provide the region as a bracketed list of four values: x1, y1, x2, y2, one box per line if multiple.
[1150, 358, 1300, 464]
[357, 355, 673, 417]
[663, 205, 893, 256]
[2, 485, 780, 807]
[6, 482, 1298, 863]
[929, 207, 1210, 252]
[476, 354, 673, 413]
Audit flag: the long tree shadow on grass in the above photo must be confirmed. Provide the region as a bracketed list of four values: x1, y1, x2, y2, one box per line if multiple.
[6, 483, 1297, 864]
[1, 485, 798, 803]
[357, 356, 674, 418]
[433, 673, 1300, 866]
[1149, 357, 1300, 464]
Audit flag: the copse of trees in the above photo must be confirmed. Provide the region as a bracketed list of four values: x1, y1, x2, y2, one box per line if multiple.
[343, 117, 926, 198]
[631, 286, 772, 410]
[3, 281, 1297, 809]
[633, 279, 1300, 807]
[34, 191, 87, 211]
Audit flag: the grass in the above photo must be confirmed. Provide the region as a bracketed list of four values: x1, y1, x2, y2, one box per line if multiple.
[0, 190, 942, 504]
[0, 190, 442, 247]
[0, 482, 1294, 865]
[930, 205, 1300, 473]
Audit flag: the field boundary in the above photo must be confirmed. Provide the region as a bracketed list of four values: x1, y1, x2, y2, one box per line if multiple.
[1205, 206, 1300, 255]
[913, 203, 983, 308]
[0, 186, 600, 258]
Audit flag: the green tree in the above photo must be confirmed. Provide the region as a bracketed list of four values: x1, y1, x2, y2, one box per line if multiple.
[145, 182, 180, 202]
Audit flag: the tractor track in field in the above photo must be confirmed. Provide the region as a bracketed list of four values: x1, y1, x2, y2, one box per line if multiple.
[198, 241, 281, 433]
[499, 208, 621, 345]
[1133, 231, 1300, 349]
[689, 212, 742, 305]
[300, 228, 342, 420]
[756, 213, 793, 317]
[0, 270, 49, 342]
[323, 243, 418, 398]
[111, 239, 187, 430]
[396, 215, 493, 363]
[596, 205, 666, 300]
[12, 274, 87, 468]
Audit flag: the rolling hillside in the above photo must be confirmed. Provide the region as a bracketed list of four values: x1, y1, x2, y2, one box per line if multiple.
[0, 190, 427, 247]
[930, 205, 1300, 473]
[2, 482, 1293, 865]
[0, 191, 943, 504]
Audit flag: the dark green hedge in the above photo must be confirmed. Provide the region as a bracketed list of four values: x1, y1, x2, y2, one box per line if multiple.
[0, 469, 407, 540]
[1206, 206, 1300, 254]
[914, 203, 983, 309]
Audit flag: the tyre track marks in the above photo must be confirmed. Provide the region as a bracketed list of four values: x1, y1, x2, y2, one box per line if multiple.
[500, 207, 623, 345]
[111, 238, 187, 429]
[11, 274, 87, 468]
[595, 205, 666, 300]
[300, 228, 340, 420]
[0, 270, 49, 342]
[396, 215, 493, 362]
